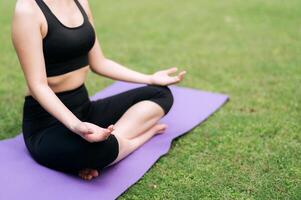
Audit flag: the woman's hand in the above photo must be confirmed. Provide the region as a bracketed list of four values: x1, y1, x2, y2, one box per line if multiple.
[73, 122, 115, 143]
[149, 67, 186, 86]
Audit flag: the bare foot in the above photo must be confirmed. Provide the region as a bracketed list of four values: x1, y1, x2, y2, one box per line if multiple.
[153, 123, 168, 135]
[78, 168, 99, 180]
[78, 124, 167, 180]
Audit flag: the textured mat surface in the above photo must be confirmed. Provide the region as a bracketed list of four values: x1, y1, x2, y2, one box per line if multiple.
[0, 81, 228, 200]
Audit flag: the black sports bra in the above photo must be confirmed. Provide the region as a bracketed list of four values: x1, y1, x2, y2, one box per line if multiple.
[35, 0, 96, 77]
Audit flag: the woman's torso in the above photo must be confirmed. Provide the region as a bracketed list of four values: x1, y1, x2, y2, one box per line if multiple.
[24, 66, 89, 96]
[25, 0, 95, 96]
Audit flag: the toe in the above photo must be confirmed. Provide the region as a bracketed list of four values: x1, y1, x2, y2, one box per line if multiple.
[91, 169, 99, 177]
[79, 168, 99, 180]
[79, 169, 89, 176]
[87, 175, 93, 180]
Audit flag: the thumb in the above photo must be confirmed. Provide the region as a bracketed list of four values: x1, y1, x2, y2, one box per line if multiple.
[107, 124, 115, 131]
[104, 128, 112, 136]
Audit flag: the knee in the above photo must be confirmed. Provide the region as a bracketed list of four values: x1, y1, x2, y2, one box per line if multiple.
[147, 84, 174, 115]
[157, 85, 174, 108]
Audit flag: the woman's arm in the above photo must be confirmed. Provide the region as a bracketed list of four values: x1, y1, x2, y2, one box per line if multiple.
[90, 58, 153, 85]
[77, 1, 154, 85]
[12, 1, 82, 132]
[80, 0, 186, 86]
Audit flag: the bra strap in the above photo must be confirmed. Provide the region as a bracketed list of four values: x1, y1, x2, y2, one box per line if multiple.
[34, 0, 56, 29]
[73, 0, 89, 21]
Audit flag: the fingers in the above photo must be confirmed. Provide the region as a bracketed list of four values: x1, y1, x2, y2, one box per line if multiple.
[107, 124, 115, 131]
[99, 124, 115, 140]
[169, 70, 186, 84]
[166, 67, 186, 79]
[81, 123, 116, 142]
[173, 76, 180, 82]
[103, 129, 111, 138]
[105, 124, 115, 134]
[166, 67, 178, 74]
[177, 70, 186, 80]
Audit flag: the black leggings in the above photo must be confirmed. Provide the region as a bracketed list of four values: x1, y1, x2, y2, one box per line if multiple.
[22, 83, 174, 175]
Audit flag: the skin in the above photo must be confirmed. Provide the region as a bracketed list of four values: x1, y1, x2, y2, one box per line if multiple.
[12, 0, 186, 180]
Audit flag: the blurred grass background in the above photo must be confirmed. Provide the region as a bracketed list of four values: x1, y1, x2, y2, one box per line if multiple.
[1, 0, 300, 199]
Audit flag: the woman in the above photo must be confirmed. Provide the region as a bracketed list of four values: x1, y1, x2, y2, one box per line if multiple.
[11, 0, 186, 181]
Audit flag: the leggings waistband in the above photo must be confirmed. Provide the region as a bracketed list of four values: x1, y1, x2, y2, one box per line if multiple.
[23, 83, 90, 120]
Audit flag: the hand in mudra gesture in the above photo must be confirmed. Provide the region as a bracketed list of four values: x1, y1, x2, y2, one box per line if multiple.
[150, 67, 186, 86]
[74, 122, 115, 143]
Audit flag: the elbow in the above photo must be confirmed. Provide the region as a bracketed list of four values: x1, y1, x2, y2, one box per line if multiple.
[27, 76, 48, 91]
[27, 81, 49, 98]
[89, 65, 98, 74]
[90, 65, 100, 75]
[90, 57, 108, 74]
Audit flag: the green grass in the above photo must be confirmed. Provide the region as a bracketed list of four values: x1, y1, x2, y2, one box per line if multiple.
[1, 0, 300, 199]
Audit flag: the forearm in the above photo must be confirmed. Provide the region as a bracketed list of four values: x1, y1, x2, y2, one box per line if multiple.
[91, 58, 153, 84]
[29, 84, 81, 133]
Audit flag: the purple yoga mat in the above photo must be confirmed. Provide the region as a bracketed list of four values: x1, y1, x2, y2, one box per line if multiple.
[0, 81, 228, 200]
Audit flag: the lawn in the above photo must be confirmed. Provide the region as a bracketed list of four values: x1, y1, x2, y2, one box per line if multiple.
[0, 0, 300, 199]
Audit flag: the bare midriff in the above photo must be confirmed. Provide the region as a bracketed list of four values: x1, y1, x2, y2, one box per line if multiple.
[25, 65, 90, 96]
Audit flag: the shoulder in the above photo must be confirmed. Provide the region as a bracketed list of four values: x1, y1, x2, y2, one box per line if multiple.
[77, 0, 90, 8]
[77, 0, 93, 19]
[14, 0, 38, 17]
[13, 0, 41, 26]
[12, 0, 42, 41]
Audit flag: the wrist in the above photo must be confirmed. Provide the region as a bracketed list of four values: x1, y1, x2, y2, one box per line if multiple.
[67, 118, 82, 134]
[147, 74, 154, 85]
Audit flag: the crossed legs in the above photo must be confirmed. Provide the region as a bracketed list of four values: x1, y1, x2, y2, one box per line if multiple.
[79, 85, 174, 180]
[108, 100, 166, 165]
